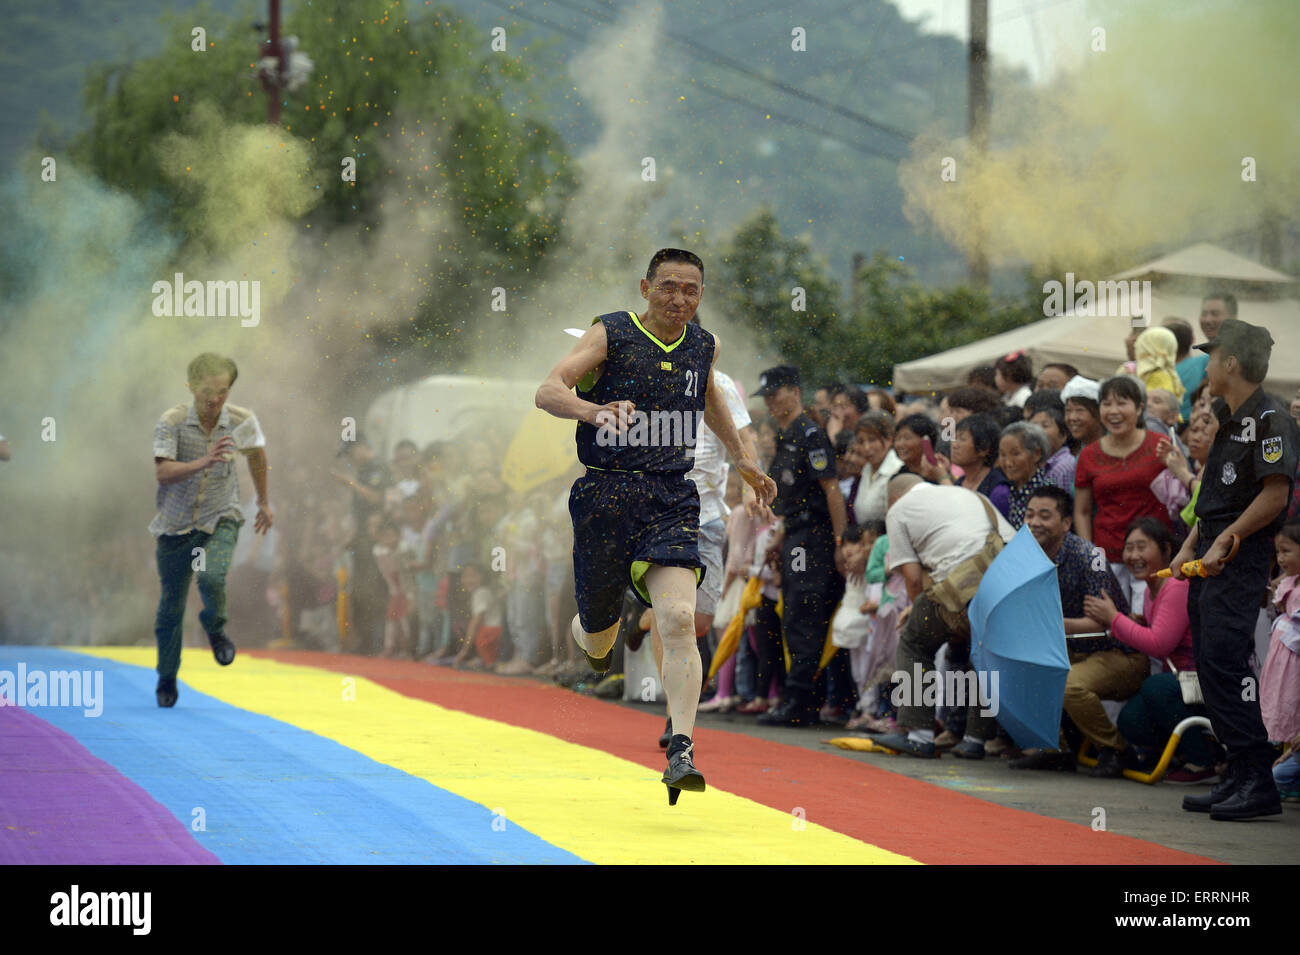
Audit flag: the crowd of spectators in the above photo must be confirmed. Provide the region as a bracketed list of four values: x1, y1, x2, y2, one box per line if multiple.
[701, 292, 1298, 796]
[767, 292, 1299, 792]
[294, 431, 590, 678]
[50, 288, 1286, 797]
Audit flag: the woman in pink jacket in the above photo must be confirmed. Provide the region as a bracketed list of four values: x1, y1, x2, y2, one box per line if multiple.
[1083, 517, 1218, 784]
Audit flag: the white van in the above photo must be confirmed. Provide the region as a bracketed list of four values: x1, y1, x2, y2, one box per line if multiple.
[364, 374, 542, 459]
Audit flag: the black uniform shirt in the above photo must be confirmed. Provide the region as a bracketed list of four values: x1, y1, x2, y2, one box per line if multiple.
[1196, 387, 1300, 535]
[575, 310, 715, 473]
[769, 413, 836, 529]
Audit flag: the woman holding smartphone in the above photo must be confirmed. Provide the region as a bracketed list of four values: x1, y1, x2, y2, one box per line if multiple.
[891, 413, 940, 479]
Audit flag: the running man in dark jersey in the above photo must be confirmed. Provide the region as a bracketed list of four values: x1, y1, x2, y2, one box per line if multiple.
[535, 248, 776, 803]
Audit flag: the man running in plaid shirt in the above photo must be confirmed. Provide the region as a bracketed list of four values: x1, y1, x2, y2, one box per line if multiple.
[150, 353, 272, 707]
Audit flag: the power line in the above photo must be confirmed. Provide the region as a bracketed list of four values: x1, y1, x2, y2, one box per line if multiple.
[692, 78, 907, 162]
[696, 0, 807, 30]
[539, 0, 917, 143]
[835, 12, 963, 76]
[478, 0, 909, 161]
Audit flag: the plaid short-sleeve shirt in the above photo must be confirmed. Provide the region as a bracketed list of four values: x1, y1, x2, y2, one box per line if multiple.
[149, 402, 265, 538]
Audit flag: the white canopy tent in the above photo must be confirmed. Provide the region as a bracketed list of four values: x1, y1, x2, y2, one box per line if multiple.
[1108, 242, 1296, 284]
[892, 244, 1299, 398]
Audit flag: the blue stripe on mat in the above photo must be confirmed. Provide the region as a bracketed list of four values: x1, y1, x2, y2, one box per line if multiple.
[0, 648, 587, 864]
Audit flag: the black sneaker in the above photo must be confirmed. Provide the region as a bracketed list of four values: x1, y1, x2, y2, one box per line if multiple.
[758, 694, 818, 727]
[658, 717, 673, 749]
[156, 676, 178, 708]
[662, 739, 706, 805]
[208, 632, 237, 666]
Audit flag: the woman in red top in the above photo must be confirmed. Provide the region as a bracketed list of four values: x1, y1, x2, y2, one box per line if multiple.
[1082, 518, 1216, 782]
[1073, 376, 1174, 565]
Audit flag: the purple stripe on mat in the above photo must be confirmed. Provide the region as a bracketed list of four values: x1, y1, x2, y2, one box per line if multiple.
[0, 702, 219, 865]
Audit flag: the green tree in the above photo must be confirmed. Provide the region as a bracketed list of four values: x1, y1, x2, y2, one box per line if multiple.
[846, 252, 1035, 388]
[716, 211, 1036, 390]
[65, 0, 580, 376]
[73, 0, 576, 268]
[716, 208, 847, 385]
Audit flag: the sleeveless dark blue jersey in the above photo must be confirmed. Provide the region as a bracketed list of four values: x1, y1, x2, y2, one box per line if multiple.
[575, 310, 715, 473]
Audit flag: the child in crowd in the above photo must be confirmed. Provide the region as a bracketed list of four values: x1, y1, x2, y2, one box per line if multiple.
[495, 492, 545, 674]
[396, 496, 425, 654]
[448, 563, 503, 671]
[736, 507, 784, 713]
[300, 510, 346, 651]
[372, 517, 411, 657]
[849, 521, 908, 732]
[409, 484, 455, 658]
[833, 523, 881, 727]
[700, 469, 755, 712]
[1262, 522, 1300, 798]
[537, 479, 576, 676]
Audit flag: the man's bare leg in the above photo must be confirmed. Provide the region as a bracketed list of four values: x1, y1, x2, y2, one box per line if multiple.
[645, 565, 703, 740]
[649, 608, 714, 730]
[645, 565, 707, 802]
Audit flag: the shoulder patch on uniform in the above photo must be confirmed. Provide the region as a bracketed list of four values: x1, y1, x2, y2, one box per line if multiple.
[809, 448, 829, 471]
[1262, 435, 1283, 464]
[804, 426, 819, 437]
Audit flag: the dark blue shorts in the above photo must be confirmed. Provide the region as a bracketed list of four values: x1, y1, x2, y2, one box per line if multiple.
[569, 468, 704, 633]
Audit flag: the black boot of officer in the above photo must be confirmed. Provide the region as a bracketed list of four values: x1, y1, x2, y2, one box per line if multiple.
[759, 686, 819, 726]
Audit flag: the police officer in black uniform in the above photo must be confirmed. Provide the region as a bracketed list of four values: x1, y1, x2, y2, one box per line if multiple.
[754, 366, 848, 726]
[1172, 318, 1299, 820]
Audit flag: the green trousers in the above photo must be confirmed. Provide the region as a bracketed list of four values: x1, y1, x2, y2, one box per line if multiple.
[153, 517, 240, 680]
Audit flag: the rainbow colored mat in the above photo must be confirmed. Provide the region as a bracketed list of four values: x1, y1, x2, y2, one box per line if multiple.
[0, 646, 1215, 865]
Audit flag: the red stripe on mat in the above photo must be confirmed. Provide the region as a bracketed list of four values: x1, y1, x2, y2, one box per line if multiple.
[252, 651, 1216, 865]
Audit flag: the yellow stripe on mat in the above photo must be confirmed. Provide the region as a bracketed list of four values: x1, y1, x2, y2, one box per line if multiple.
[76, 647, 918, 865]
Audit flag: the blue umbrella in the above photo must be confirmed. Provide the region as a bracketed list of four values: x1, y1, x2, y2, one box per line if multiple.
[968, 525, 1070, 751]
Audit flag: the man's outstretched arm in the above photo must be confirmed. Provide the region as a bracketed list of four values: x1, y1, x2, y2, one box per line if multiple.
[536, 322, 612, 425]
[702, 334, 776, 512]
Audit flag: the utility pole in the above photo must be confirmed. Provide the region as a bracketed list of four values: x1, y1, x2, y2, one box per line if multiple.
[968, 0, 990, 289]
[260, 0, 287, 125]
[851, 251, 865, 316]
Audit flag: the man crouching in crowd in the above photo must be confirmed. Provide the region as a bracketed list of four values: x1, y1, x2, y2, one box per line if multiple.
[871, 474, 1015, 757]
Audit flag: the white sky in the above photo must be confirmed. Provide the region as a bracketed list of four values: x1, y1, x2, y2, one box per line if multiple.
[887, 0, 1090, 82]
